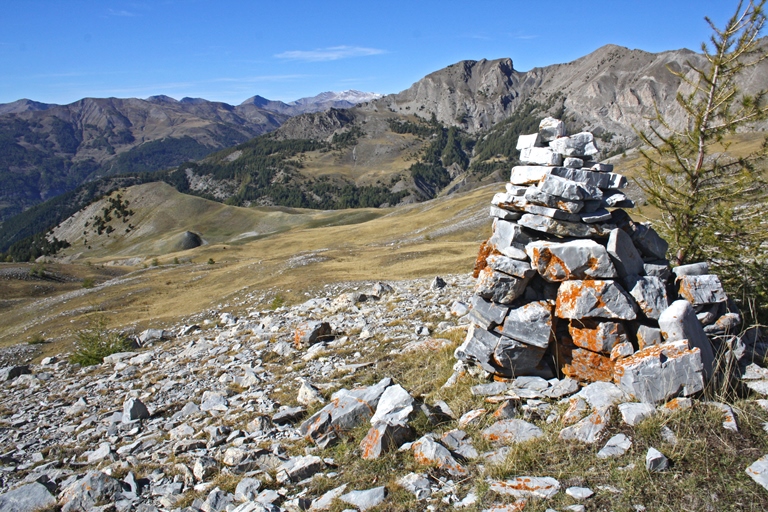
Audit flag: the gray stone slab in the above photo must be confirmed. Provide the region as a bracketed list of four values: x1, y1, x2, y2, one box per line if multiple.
[510, 165, 555, 185]
[614, 340, 704, 403]
[493, 336, 548, 376]
[677, 275, 727, 305]
[539, 117, 566, 141]
[569, 319, 627, 353]
[499, 300, 554, 348]
[0, 482, 56, 512]
[489, 218, 532, 250]
[607, 228, 644, 277]
[455, 325, 505, 375]
[556, 280, 637, 320]
[626, 275, 669, 320]
[490, 205, 522, 221]
[474, 268, 532, 305]
[524, 187, 584, 213]
[549, 132, 599, 157]
[520, 146, 564, 166]
[746, 454, 768, 491]
[468, 295, 510, 329]
[597, 433, 632, 459]
[483, 418, 544, 444]
[527, 239, 617, 282]
[518, 213, 614, 238]
[550, 167, 627, 189]
[486, 254, 536, 279]
[636, 324, 663, 349]
[516, 132, 541, 150]
[658, 300, 715, 379]
[630, 223, 668, 260]
[538, 173, 602, 201]
[673, 262, 709, 277]
[559, 406, 611, 444]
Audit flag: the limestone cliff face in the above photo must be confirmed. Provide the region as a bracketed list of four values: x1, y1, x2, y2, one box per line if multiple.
[380, 58, 523, 132]
[357, 41, 768, 142]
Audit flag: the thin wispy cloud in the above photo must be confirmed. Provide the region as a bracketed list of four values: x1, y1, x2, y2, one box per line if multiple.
[107, 9, 137, 17]
[209, 75, 307, 84]
[275, 45, 386, 62]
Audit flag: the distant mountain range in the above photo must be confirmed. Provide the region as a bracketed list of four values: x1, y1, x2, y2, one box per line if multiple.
[0, 90, 383, 222]
[2, 41, 768, 256]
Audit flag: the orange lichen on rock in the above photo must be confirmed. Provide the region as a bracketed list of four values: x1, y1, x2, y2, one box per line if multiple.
[473, 239, 495, 278]
[562, 348, 615, 382]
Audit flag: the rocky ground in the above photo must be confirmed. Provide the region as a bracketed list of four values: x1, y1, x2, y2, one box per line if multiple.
[1, 274, 768, 512]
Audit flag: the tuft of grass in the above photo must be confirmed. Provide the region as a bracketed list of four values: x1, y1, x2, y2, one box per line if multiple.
[69, 317, 134, 366]
[27, 333, 46, 345]
[82, 277, 95, 289]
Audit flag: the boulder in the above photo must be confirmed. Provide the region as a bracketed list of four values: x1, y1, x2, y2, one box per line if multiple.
[499, 300, 554, 348]
[360, 422, 412, 460]
[556, 280, 637, 320]
[526, 240, 617, 282]
[0, 482, 56, 512]
[677, 275, 727, 305]
[474, 268, 531, 304]
[658, 300, 715, 379]
[569, 320, 627, 354]
[294, 321, 332, 347]
[625, 275, 669, 320]
[607, 228, 644, 277]
[613, 341, 704, 403]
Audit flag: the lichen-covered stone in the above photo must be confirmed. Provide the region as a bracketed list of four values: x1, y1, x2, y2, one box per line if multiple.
[614, 341, 704, 403]
[526, 240, 617, 282]
[556, 280, 637, 320]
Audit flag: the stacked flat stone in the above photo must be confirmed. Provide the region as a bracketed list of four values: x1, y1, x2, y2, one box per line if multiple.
[456, 117, 740, 403]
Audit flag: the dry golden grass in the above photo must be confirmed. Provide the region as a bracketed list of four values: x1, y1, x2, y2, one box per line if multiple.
[0, 182, 495, 359]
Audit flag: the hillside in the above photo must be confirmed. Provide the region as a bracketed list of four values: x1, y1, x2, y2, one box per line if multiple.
[0, 180, 495, 352]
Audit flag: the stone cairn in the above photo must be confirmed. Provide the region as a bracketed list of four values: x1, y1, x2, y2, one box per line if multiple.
[456, 117, 742, 403]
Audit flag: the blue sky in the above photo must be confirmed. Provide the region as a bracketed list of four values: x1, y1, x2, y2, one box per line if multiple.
[0, 0, 742, 105]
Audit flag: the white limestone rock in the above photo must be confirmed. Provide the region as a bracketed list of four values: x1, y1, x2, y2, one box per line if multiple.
[646, 447, 669, 471]
[618, 402, 656, 426]
[658, 299, 715, 379]
[549, 132, 600, 157]
[539, 117, 566, 141]
[626, 275, 669, 320]
[607, 228, 645, 278]
[677, 274, 728, 305]
[614, 340, 704, 403]
[556, 280, 637, 320]
[597, 433, 632, 459]
[516, 132, 541, 149]
[527, 239, 617, 282]
[520, 146, 564, 166]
